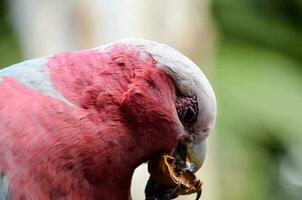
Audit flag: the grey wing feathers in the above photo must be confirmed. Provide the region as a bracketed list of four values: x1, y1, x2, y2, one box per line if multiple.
[0, 173, 11, 200]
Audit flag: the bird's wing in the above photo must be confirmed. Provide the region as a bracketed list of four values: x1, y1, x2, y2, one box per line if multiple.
[0, 174, 11, 200]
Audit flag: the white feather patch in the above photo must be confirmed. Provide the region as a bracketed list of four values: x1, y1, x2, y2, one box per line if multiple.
[0, 58, 74, 106]
[0, 173, 10, 200]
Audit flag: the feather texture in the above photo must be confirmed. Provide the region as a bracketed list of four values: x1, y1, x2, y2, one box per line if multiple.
[0, 39, 216, 200]
[0, 41, 181, 199]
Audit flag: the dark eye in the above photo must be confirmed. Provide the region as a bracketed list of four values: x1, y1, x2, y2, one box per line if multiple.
[176, 96, 198, 124]
[181, 107, 196, 123]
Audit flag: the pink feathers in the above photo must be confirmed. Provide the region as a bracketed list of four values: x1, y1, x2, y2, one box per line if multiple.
[0, 43, 182, 199]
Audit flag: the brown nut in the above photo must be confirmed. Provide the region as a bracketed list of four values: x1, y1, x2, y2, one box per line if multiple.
[148, 154, 202, 195]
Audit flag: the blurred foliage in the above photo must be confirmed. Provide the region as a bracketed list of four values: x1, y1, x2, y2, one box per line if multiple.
[212, 0, 302, 61]
[211, 0, 302, 200]
[0, 0, 21, 68]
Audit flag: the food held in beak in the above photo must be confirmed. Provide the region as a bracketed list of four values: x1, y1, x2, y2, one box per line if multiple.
[145, 142, 203, 200]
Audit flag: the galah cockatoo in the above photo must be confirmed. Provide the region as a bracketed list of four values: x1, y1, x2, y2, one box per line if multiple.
[0, 39, 216, 200]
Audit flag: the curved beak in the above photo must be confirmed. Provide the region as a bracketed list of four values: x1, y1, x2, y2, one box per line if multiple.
[186, 140, 207, 173]
[174, 137, 207, 173]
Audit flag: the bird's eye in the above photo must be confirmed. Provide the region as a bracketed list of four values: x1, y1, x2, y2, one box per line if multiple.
[181, 107, 195, 123]
[176, 96, 198, 124]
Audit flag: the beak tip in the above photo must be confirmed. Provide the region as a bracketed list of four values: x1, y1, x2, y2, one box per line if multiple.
[186, 140, 207, 172]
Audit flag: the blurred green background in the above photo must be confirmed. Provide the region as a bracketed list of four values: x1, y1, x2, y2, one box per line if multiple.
[0, 0, 301, 199]
[0, 0, 21, 66]
[212, 0, 302, 199]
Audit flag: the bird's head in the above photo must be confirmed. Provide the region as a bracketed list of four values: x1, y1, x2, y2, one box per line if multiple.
[50, 38, 216, 172]
[107, 38, 217, 172]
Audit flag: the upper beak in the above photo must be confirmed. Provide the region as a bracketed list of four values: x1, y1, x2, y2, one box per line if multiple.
[186, 140, 207, 173]
[175, 135, 207, 173]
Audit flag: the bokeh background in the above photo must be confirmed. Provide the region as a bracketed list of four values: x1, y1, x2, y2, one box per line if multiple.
[0, 0, 302, 199]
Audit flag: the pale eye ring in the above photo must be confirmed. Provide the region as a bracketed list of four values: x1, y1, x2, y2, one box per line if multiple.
[176, 96, 198, 124]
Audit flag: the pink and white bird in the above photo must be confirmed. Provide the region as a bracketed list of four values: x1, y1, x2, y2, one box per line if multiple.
[0, 39, 216, 200]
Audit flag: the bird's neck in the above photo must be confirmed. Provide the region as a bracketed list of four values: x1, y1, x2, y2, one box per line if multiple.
[71, 119, 168, 199]
[51, 119, 152, 199]
[80, 129, 141, 199]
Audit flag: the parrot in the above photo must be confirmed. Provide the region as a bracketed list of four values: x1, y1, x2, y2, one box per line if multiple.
[0, 38, 216, 200]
